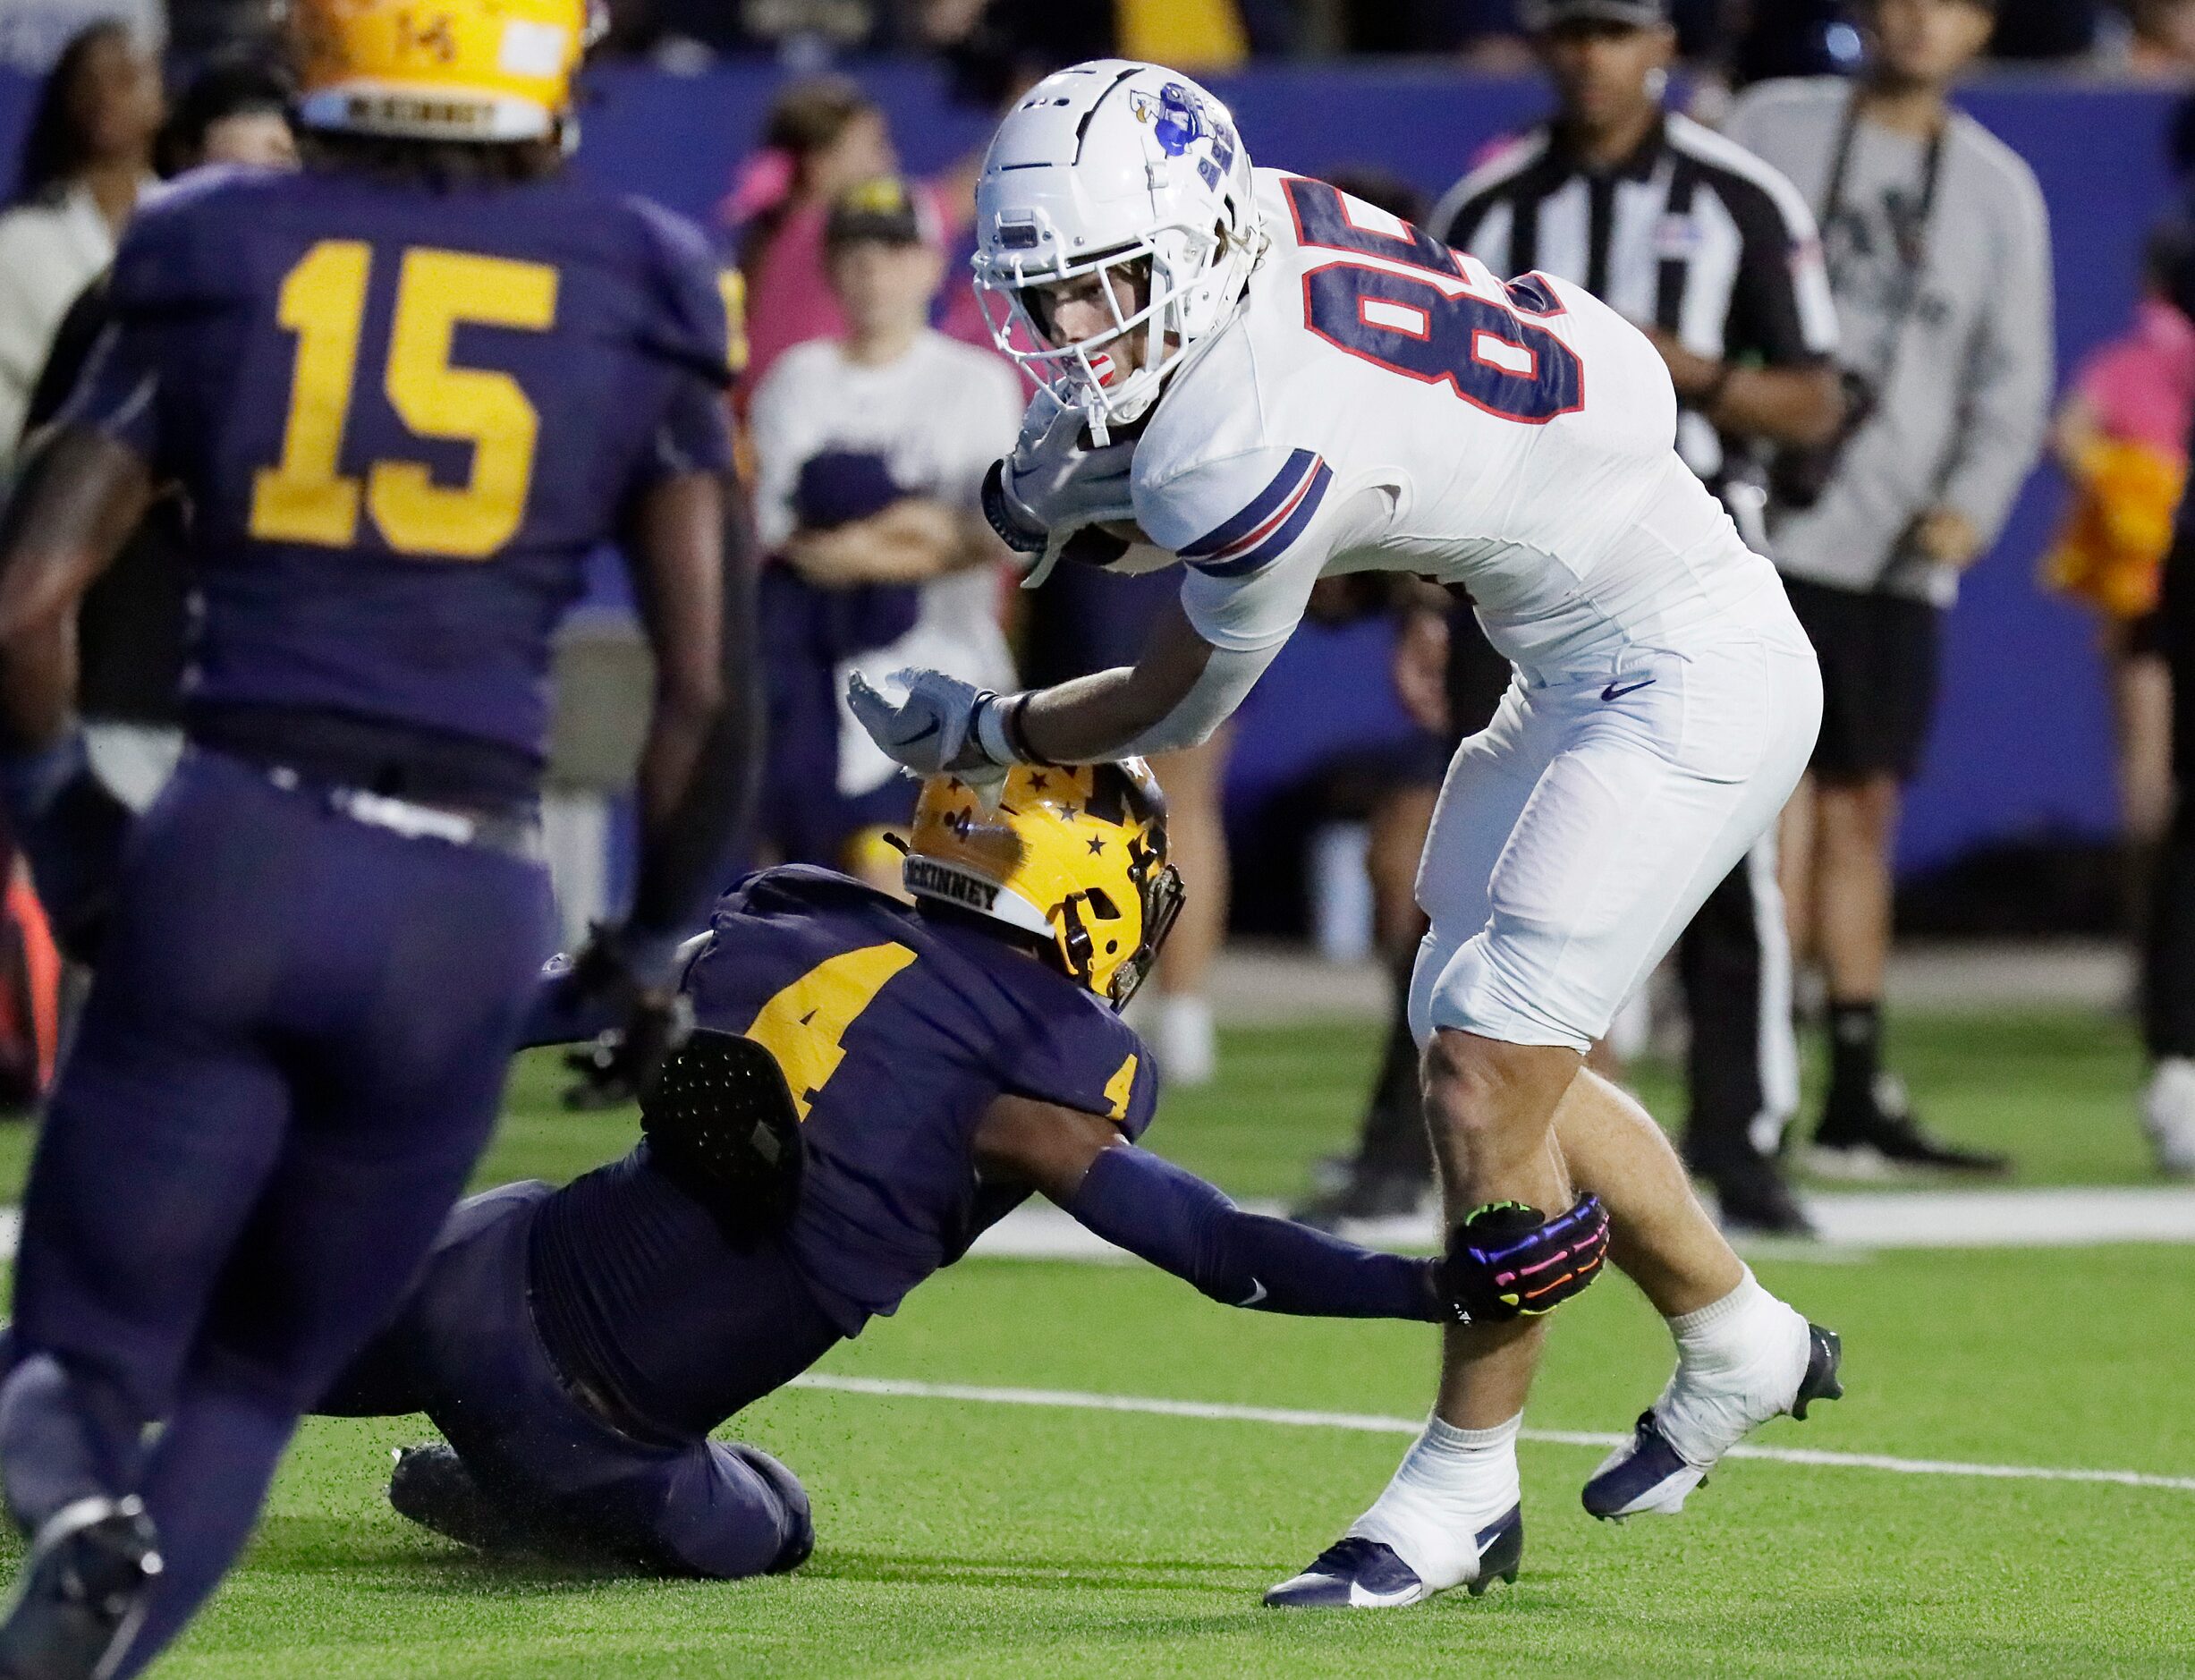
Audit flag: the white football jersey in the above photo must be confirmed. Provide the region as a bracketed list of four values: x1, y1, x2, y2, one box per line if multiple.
[1130, 169, 1786, 672]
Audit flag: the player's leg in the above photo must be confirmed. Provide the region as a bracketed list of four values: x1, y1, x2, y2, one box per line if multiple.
[0, 758, 309, 1678]
[1144, 726, 1233, 1086]
[1801, 593, 2005, 1175]
[103, 820, 550, 1679]
[1268, 697, 1551, 1607]
[1273, 633, 1827, 1606]
[316, 1183, 556, 1420]
[1556, 1068, 1838, 1518]
[1293, 779, 1442, 1227]
[1674, 841, 1809, 1235]
[576, 1440, 814, 1580]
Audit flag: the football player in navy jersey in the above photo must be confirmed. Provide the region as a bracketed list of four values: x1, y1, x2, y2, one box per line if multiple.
[0, 2, 753, 1672]
[312, 762, 1603, 1582]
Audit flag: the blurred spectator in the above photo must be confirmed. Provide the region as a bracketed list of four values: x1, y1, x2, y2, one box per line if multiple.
[1726, 0, 2052, 1176]
[16, 55, 299, 818]
[731, 77, 899, 390]
[0, 2, 160, 77]
[748, 178, 1021, 889]
[153, 54, 296, 175]
[2111, 0, 2195, 78]
[2043, 226, 2195, 937]
[0, 19, 161, 469]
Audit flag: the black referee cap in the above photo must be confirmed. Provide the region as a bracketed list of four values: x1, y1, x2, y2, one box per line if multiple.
[1521, 0, 1670, 30]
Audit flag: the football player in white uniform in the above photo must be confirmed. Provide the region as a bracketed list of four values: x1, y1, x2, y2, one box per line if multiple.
[848, 61, 1844, 1608]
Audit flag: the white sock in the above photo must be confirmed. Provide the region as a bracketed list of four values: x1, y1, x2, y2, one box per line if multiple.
[1657, 1268, 1809, 1464]
[1347, 1413, 1521, 1590]
[1155, 993, 1216, 1085]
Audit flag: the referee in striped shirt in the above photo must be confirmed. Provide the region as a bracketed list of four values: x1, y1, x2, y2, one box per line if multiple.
[1436, 0, 1843, 1233]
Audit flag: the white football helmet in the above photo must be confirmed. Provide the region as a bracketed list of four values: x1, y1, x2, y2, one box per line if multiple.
[973, 61, 1263, 440]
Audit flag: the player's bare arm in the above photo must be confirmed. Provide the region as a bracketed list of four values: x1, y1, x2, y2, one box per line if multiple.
[0, 427, 157, 957]
[0, 427, 155, 748]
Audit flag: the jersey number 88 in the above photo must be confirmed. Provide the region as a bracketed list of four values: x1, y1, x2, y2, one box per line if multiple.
[1284, 176, 1584, 426]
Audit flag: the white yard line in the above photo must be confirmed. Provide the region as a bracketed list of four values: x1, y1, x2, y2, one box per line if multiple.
[787, 1373, 2195, 1495]
[2, 1187, 2192, 1270]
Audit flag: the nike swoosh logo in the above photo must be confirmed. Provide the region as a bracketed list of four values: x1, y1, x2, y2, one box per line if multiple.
[1238, 1279, 1268, 1306]
[1601, 678, 1657, 702]
[1347, 1579, 1424, 1608]
[902, 720, 940, 742]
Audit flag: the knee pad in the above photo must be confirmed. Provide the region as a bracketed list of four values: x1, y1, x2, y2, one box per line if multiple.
[1425, 932, 1595, 1054]
[1436, 1196, 1610, 1325]
[1405, 930, 1449, 1051]
[730, 1443, 814, 1574]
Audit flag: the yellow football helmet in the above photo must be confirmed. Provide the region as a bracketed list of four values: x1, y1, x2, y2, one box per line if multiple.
[290, 0, 597, 142]
[903, 762, 1184, 1009]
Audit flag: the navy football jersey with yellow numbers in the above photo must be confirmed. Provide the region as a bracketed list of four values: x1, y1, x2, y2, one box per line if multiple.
[685, 865, 1159, 1330]
[68, 162, 732, 764]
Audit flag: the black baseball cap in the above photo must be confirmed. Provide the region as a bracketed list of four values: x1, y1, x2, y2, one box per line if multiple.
[825, 177, 940, 249]
[1521, 0, 1669, 30]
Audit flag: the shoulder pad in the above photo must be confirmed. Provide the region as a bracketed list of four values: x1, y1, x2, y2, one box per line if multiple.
[619, 192, 734, 386]
[1134, 441, 1334, 580]
[107, 165, 272, 311]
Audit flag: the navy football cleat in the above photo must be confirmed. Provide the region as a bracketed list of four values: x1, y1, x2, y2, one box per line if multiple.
[388, 1443, 542, 1556]
[1583, 1322, 1843, 1520]
[1263, 1506, 1522, 1609]
[0, 1496, 162, 1680]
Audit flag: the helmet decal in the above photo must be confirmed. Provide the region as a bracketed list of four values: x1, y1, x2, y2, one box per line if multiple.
[903, 762, 1184, 1008]
[1137, 83, 1206, 157]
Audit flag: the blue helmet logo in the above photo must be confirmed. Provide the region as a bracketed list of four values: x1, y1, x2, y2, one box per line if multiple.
[1152, 83, 1205, 157]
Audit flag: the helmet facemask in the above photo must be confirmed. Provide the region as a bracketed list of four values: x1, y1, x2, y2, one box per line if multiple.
[976, 215, 1254, 444]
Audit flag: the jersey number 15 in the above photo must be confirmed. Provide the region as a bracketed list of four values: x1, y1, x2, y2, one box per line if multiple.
[249, 240, 558, 560]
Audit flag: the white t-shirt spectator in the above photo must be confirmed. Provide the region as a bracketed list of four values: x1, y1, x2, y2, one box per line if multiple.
[0, 182, 130, 466]
[750, 327, 1023, 797]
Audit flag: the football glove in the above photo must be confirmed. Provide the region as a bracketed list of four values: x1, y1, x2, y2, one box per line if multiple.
[543, 923, 695, 1110]
[845, 668, 1013, 792]
[1436, 1194, 1610, 1325]
[995, 390, 1137, 539]
[0, 731, 134, 963]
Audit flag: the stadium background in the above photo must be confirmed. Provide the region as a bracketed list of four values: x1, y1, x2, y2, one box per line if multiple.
[0, 60, 2171, 919]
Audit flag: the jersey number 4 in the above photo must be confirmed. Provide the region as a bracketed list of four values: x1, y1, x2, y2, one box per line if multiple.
[1284, 176, 1583, 425]
[742, 943, 918, 1121]
[249, 240, 558, 559]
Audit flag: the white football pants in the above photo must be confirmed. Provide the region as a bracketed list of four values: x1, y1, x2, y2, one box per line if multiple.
[1410, 603, 1822, 1055]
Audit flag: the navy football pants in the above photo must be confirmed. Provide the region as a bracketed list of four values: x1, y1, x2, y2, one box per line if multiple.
[321, 1182, 813, 1580]
[0, 751, 552, 1673]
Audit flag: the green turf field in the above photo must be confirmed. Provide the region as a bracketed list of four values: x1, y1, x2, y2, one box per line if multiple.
[5, 1009, 2192, 1677]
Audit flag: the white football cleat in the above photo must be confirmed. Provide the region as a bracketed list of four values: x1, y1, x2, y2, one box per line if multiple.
[1263, 1506, 1522, 1609]
[1582, 1319, 1843, 1520]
